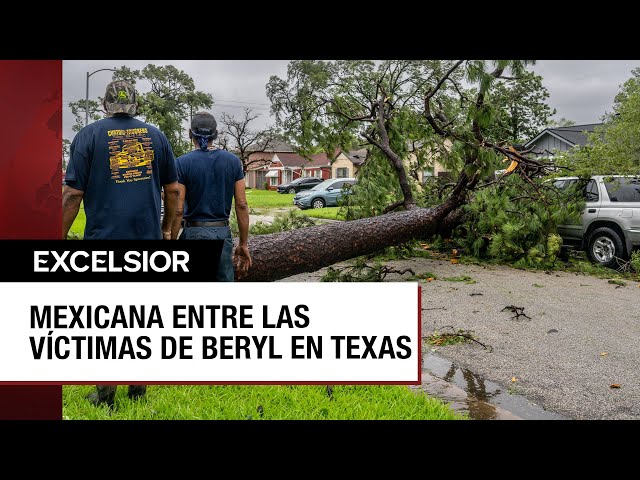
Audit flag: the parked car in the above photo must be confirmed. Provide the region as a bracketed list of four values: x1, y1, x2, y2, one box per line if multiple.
[277, 177, 323, 194]
[293, 178, 357, 209]
[553, 175, 640, 267]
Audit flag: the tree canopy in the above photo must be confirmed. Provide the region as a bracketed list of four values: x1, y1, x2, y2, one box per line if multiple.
[564, 68, 640, 176]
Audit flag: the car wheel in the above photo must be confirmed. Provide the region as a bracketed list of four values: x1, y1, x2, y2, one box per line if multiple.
[586, 227, 626, 268]
[312, 198, 325, 209]
[287, 188, 296, 194]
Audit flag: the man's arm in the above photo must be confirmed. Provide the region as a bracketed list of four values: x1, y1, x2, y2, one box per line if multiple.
[233, 178, 252, 274]
[162, 181, 182, 240]
[170, 183, 186, 240]
[62, 185, 84, 239]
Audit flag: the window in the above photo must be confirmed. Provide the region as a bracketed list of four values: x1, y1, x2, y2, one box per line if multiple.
[336, 167, 349, 178]
[330, 181, 345, 190]
[605, 177, 640, 202]
[584, 179, 599, 202]
[269, 176, 278, 186]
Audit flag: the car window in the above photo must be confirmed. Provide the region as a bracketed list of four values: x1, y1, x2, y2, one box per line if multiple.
[552, 179, 578, 191]
[310, 180, 333, 191]
[605, 177, 640, 202]
[330, 181, 345, 190]
[584, 179, 599, 202]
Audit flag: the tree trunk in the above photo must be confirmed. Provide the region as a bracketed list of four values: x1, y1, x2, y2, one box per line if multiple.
[237, 198, 462, 282]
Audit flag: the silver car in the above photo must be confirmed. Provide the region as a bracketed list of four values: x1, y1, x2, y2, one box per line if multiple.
[554, 175, 640, 267]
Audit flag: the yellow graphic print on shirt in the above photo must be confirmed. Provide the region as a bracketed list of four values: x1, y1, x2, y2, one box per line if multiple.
[107, 128, 154, 183]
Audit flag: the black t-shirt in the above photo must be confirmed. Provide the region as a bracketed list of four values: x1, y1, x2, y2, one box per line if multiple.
[65, 116, 177, 239]
[176, 149, 244, 221]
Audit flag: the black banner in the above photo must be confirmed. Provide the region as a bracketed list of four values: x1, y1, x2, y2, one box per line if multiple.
[2, 240, 223, 282]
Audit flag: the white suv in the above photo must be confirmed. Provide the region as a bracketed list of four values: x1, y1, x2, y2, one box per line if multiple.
[554, 176, 640, 267]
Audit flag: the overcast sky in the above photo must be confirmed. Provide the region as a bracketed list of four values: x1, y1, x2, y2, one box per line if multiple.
[63, 60, 640, 142]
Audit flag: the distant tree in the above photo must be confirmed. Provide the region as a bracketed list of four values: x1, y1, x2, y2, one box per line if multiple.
[546, 117, 576, 128]
[68, 99, 102, 133]
[486, 71, 556, 144]
[565, 70, 640, 176]
[217, 108, 280, 172]
[62, 138, 70, 170]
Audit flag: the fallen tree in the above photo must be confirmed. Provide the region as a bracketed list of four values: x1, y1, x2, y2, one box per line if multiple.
[239, 198, 460, 281]
[237, 60, 562, 281]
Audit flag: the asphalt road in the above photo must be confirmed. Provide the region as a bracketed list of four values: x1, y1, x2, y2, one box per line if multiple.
[283, 259, 640, 420]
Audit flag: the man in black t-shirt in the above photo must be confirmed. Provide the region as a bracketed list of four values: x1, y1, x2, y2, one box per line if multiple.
[62, 80, 181, 408]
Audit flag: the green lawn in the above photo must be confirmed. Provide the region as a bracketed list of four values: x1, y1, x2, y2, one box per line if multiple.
[62, 385, 462, 420]
[69, 204, 86, 238]
[246, 189, 295, 208]
[295, 207, 346, 221]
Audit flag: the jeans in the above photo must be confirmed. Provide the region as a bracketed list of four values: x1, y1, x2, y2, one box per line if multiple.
[179, 225, 234, 282]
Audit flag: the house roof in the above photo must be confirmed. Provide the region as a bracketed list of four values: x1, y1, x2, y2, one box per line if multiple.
[346, 149, 367, 165]
[525, 123, 603, 149]
[274, 152, 331, 168]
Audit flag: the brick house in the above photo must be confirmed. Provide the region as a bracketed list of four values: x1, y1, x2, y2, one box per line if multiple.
[244, 140, 295, 189]
[258, 152, 332, 190]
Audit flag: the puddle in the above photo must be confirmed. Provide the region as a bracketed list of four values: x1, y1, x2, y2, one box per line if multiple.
[412, 354, 567, 420]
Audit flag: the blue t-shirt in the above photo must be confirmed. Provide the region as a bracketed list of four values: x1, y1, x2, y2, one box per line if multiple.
[65, 116, 177, 239]
[176, 149, 244, 221]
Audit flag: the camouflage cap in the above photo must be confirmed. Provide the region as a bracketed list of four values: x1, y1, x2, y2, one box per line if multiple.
[104, 80, 137, 116]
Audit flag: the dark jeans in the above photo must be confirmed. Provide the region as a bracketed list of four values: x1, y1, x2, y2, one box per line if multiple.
[179, 225, 234, 282]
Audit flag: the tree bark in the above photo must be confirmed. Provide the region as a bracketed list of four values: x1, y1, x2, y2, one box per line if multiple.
[237, 197, 463, 282]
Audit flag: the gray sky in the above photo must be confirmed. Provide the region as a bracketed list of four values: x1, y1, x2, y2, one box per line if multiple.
[63, 60, 640, 142]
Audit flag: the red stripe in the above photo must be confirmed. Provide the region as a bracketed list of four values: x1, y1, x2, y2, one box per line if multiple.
[0, 60, 62, 419]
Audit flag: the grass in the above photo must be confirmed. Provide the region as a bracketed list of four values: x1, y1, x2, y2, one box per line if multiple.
[62, 385, 463, 420]
[69, 204, 86, 238]
[294, 207, 346, 221]
[245, 189, 296, 208]
[457, 252, 640, 282]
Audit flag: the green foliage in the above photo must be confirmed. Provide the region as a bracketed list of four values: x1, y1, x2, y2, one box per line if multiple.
[374, 241, 432, 261]
[68, 99, 102, 133]
[631, 250, 640, 273]
[564, 68, 640, 176]
[454, 174, 582, 267]
[230, 210, 316, 237]
[321, 257, 415, 282]
[250, 211, 316, 235]
[485, 71, 556, 144]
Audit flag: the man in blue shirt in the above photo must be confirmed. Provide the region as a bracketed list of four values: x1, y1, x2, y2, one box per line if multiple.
[62, 80, 182, 408]
[172, 111, 251, 280]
